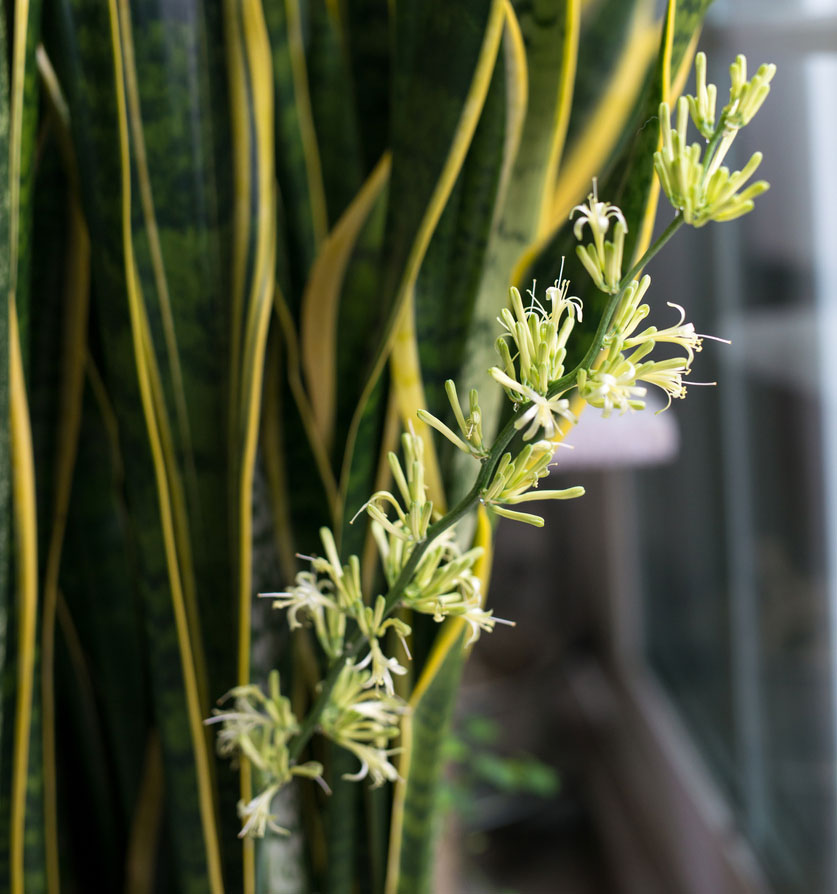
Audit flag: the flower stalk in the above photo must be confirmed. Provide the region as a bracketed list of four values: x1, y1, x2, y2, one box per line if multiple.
[210, 50, 774, 841]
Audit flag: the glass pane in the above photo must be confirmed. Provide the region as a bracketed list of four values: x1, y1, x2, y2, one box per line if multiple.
[634, 9, 837, 892]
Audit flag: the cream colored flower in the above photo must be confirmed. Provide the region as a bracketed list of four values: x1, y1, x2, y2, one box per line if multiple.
[489, 368, 577, 440]
[571, 180, 628, 292]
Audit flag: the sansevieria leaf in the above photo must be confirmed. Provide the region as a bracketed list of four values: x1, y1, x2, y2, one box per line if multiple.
[461, 0, 580, 452]
[5, 1, 46, 891]
[386, 508, 494, 894]
[5, 0, 724, 890]
[337, 0, 505, 557]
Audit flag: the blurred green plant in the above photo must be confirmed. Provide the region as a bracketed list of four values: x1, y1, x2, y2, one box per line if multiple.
[2, 1, 773, 893]
[439, 713, 560, 825]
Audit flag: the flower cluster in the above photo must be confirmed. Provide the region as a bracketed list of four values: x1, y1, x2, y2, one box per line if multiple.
[576, 275, 722, 415]
[356, 431, 434, 542]
[268, 526, 408, 691]
[205, 671, 324, 838]
[320, 661, 405, 787]
[418, 380, 488, 459]
[209, 50, 771, 846]
[494, 277, 582, 392]
[655, 52, 774, 227]
[488, 279, 582, 440]
[481, 440, 584, 528]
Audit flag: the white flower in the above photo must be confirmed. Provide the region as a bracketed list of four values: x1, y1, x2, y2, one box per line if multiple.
[205, 706, 271, 765]
[577, 365, 647, 417]
[263, 571, 337, 632]
[356, 638, 407, 695]
[321, 662, 407, 787]
[624, 302, 703, 362]
[570, 179, 627, 248]
[489, 368, 577, 440]
[341, 742, 401, 788]
[456, 597, 515, 646]
[237, 784, 286, 839]
[571, 180, 628, 292]
[635, 358, 696, 409]
[515, 391, 575, 440]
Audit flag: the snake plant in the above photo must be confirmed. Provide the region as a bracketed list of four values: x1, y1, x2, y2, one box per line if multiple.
[1, 1, 749, 892]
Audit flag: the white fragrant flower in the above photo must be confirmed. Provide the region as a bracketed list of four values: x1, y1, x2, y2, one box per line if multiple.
[341, 742, 401, 788]
[354, 594, 411, 694]
[577, 363, 648, 417]
[305, 527, 364, 615]
[635, 357, 702, 409]
[401, 541, 513, 644]
[571, 180, 627, 293]
[623, 300, 728, 364]
[356, 638, 407, 695]
[237, 784, 286, 838]
[263, 571, 339, 656]
[489, 368, 577, 441]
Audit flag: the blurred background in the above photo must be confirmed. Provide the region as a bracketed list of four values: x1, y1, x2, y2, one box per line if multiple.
[443, 1, 837, 891]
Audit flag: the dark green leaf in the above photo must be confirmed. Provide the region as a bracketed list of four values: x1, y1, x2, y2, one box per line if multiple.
[337, 0, 503, 548]
[394, 631, 466, 894]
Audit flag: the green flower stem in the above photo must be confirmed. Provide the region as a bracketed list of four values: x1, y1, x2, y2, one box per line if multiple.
[703, 122, 727, 169]
[700, 115, 735, 187]
[288, 649, 355, 762]
[381, 416, 520, 616]
[286, 416, 522, 762]
[287, 211, 686, 764]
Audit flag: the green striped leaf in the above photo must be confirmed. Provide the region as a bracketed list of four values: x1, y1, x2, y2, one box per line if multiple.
[8, 0, 44, 370]
[26, 96, 88, 894]
[0, 0, 13, 836]
[57, 369, 152, 889]
[563, 0, 651, 163]
[265, 0, 328, 309]
[550, 0, 656, 223]
[324, 744, 361, 894]
[0, 8, 13, 792]
[4, 1, 47, 891]
[333, 172, 389, 470]
[463, 0, 579, 448]
[385, 508, 493, 894]
[413, 32, 512, 503]
[341, 0, 391, 175]
[47, 0, 235, 888]
[390, 631, 466, 894]
[337, 0, 505, 548]
[305, 0, 365, 227]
